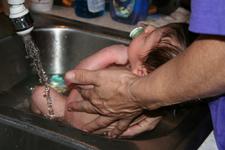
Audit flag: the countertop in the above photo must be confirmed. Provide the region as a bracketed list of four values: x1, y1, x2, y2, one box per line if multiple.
[39, 6, 135, 33]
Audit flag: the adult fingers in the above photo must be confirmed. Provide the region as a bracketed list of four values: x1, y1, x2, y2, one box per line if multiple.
[67, 100, 99, 114]
[77, 85, 94, 90]
[65, 69, 99, 85]
[121, 117, 161, 137]
[92, 128, 109, 135]
[82, 116, 117, 132]
[75, 88, 92, 101]
[92, 122, 117, 135]
[107, 118, 134, 138]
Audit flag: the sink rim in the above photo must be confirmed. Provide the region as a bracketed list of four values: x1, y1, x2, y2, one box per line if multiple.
[32, 25, 130, 45]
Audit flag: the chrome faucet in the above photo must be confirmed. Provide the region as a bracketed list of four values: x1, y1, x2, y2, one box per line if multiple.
[7, 0, 33, 35]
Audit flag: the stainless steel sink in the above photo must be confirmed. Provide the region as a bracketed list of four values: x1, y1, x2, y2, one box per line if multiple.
[32, 26, 129, 75]
[0, 12, 212, 150]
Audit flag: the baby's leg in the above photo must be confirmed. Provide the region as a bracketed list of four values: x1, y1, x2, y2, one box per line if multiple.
[31, 86, 66, 118]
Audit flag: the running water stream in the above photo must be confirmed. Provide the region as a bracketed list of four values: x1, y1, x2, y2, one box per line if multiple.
[22, 34, 55, 119]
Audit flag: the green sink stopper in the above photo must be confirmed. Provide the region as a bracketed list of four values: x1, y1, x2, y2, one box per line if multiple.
[49, 74, 67, 94]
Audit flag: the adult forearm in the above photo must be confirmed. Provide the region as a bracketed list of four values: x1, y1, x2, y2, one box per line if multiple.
[130, 35, 225, 110]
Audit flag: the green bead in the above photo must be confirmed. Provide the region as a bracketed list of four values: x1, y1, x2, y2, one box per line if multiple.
[129, 27, 144, 39]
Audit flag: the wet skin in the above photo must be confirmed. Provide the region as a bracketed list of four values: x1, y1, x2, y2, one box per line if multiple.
[31, 44, 161, 137]
[31, 25, 182, 137]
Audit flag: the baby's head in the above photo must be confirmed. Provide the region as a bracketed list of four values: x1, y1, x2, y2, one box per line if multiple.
[128, 23, 197, 76]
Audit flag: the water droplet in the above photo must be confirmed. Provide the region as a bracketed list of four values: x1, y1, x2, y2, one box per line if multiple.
[22, 34, 55, 119]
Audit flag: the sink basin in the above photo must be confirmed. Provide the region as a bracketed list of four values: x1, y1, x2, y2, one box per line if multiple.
[32, 26, 129, 75]
[0, 12, 212, 150]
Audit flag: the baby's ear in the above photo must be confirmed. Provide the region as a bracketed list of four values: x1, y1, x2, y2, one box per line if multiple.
[134, 66, 148, 76]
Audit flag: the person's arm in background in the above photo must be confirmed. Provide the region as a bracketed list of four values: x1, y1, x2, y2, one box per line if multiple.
[65, 0, 225, 138]
[67, 35, 225, 110]
[133, 0, 225, 108]
[65, 34, 225, 136]
[130, 35, 225, 109]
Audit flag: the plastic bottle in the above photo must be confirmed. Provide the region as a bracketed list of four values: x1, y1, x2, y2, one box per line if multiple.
[110, 0, 149, 25]
[30, 0, 53, 12]
[74, 0, 105, 18]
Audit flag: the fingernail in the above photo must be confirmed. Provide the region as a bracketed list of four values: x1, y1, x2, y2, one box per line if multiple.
[65, 71, 75, 81]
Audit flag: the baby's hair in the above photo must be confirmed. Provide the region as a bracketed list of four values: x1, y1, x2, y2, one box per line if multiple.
[144, 23, 197, 71]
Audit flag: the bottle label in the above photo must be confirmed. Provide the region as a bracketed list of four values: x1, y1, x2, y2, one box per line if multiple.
[87, 0, 105, 13]
[113, 0, 135, 18]
[31, 0, 52, 4]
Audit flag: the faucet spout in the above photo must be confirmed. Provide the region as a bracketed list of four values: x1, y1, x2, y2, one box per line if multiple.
[7, 0, 33, 35]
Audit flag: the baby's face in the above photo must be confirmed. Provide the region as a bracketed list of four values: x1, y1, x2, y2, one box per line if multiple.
[128, 26, 180, 76]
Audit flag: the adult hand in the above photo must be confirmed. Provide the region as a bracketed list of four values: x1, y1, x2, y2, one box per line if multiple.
[90, 114, 161, 138]
[65, 68, 144, 137]
[99, 114, 161, 138]
[121, 115, 161, 137]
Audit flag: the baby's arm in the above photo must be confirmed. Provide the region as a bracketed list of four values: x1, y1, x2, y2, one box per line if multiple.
[75, 44, 128, 70]
[66, 44, 128, 86]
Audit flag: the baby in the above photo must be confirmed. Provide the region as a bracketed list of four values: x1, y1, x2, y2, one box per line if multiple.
[31, 23, 196, 137]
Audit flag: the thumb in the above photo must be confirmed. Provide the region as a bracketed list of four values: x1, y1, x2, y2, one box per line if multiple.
[65, 69, 98, 85]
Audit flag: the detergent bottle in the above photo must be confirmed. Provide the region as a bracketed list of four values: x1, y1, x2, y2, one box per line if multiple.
[75, 0, 105, 18]
[110, 0, 150, 25]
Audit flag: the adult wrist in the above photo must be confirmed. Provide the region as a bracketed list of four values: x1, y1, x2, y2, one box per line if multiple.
[127, 77, 148, 109]
[128, 77, 164, 110]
